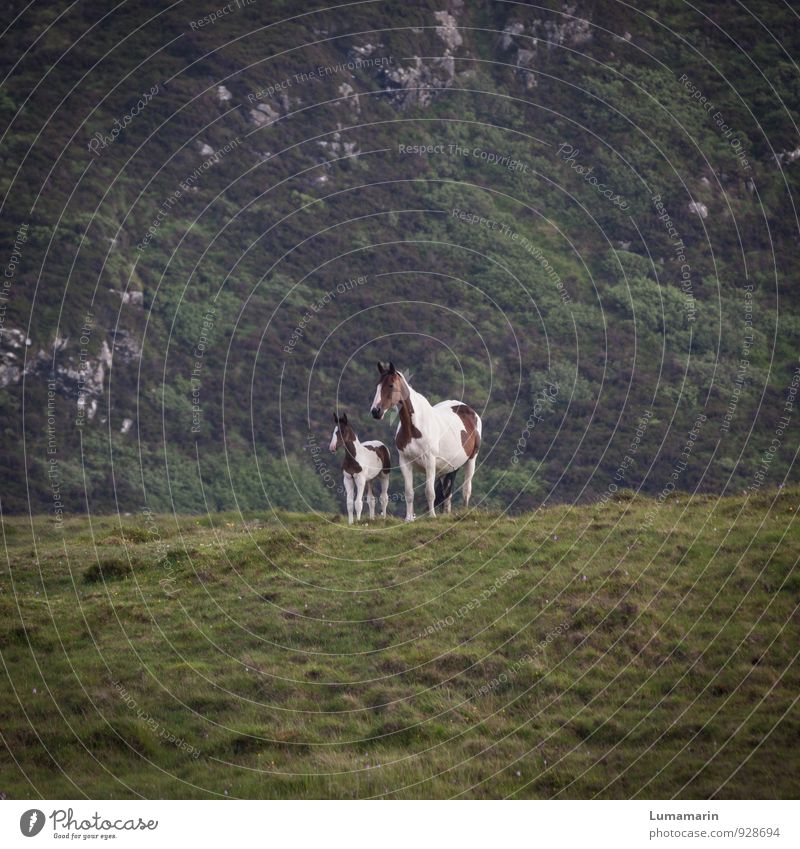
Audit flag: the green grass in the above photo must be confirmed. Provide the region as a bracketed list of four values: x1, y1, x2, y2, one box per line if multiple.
[1, 488, 798, 799]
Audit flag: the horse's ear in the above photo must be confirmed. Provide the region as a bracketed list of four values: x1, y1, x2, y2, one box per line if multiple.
[333, 411, 339, 423]
[377, 361, 388, 376]
[341, 413, 348, 425]
[388, 361, 396, 374]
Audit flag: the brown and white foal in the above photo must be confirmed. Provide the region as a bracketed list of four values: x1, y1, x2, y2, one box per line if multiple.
[329, 413, 391, 524]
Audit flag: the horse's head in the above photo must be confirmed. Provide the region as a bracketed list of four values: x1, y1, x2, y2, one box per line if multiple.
[330, 412, 354, 452]
[371, 361, 407, 419]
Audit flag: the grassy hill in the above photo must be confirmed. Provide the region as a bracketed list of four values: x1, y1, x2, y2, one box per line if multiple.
[2, 487, 798, 799]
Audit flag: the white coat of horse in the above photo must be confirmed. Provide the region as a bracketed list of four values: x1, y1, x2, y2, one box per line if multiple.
[370, 362, 481, 521]
[329, 413, 390, 524]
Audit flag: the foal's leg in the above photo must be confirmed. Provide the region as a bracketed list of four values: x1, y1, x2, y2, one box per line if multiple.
[366, 479, 376, 519]
[344, 474, 355, 525]
[354, 474, 366, 522]
[379, 473, 389, 517]
[399, 455, 415, 522]
[425, 457, 437, 518]
[462, 456, 477, 509]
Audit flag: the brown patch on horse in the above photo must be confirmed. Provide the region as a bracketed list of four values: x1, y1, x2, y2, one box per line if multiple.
[337, 421, 362, 475]
[396, 396, 422, 451]
[366, 444, 391, 475]
[378, 370, 403, 412]
[453, 404, 480, 459]
[377, 369, 421, 451]
[342, 449, 362, 475]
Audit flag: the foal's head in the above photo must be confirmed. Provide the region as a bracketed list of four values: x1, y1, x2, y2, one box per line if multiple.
[371, 362, 408, 420]
[329, 413, 356, 452]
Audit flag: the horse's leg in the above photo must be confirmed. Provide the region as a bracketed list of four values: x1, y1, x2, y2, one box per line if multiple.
[379, 473, 389, 517]
[425, 457, 437, 518]
[354, 474, 366, 522]
[443, 470, 455, 514]
[344, 475, 355, 525]
[366, 479, 376, 519]
[462, 456, 477, 509]
[399, 455, 415, 522]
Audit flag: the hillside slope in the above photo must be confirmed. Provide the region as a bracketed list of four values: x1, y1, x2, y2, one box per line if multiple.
[0, 0, 799, 514]
[1, 488, 798, 798]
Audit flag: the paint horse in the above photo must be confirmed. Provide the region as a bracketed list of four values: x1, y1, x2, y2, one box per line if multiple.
[370, 362, 481, 521]
[329, 413, 391, 524]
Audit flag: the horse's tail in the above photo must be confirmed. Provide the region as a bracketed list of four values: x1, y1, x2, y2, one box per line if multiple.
[378, 444, 391, 476]
[434, 470, 457, 507]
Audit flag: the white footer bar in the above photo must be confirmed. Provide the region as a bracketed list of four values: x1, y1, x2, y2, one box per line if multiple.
[3, 799, 797, 848]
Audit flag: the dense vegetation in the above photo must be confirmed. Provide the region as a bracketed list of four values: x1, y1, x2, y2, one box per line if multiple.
[0, 0, 799, 516]
[2, 487, 798, 798]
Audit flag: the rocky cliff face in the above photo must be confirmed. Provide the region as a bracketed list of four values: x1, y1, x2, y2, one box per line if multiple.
[1, 0, 798, 513]
[0, 327, 31, 389]
[1, 308, 142, 428]
[380, 7, 466, 108]
[499, 3, 594, 89]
